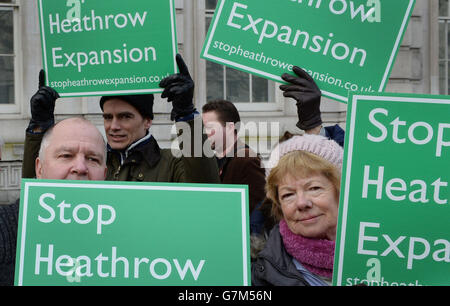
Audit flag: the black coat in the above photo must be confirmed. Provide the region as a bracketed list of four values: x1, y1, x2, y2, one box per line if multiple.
[0, 199, 19, 286]
[251, 224, 309, 286]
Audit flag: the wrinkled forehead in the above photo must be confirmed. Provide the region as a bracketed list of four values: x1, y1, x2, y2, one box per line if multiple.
[278, 170, 319, 186]
[46, 138, 104, 158]
[49, 121, 105, 154]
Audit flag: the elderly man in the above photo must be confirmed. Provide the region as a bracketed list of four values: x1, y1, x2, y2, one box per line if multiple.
[22, 54, 219, 184]
[0, 117, 108, 286]
[34, 118, 107, 180]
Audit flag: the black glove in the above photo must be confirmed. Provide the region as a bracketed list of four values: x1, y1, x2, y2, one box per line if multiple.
[280, 66, 322, 131]
[27, 70, 60, 133]
[159, 54, 195, 121]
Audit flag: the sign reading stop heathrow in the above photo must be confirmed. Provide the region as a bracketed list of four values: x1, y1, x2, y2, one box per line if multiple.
[38, 0, 178, 97]
[201, 0, 415, 103]
[333, 93, 450, 286]
[15, 180, 250, 286]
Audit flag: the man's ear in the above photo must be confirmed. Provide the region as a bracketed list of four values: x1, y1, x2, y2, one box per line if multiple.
[225, 122, 236, 134]
[35, 157, 42, 179]
[144, 119, 152, 130]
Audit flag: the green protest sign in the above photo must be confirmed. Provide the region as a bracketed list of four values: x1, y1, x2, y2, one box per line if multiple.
[15, 180, 250, 286]
[333, 93, 450, 286]
[38, 0, 178, 97]
[201, 0, 415, 103]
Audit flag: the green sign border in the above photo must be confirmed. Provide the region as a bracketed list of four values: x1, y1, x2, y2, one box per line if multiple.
[38, 0, 179, 97]
[333, 92, 450, 286]
[15, 180, 251, 286]
[201, 0, 415, 103]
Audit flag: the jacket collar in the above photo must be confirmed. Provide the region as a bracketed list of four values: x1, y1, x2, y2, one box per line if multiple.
[107, 133, 161, 167]
[260, 224, 296, 271]
[216, 139, 252, 172]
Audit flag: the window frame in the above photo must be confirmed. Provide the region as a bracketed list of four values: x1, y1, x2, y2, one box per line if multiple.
[195, 0, 282, 112]
[438, 17, 449, 94]
[0, 0, 22, 115]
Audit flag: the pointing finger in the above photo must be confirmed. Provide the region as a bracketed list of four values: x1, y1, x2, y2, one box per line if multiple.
[39, 69, 46, 88]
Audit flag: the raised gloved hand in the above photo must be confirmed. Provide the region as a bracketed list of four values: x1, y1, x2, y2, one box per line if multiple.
[280, 66, 322, 131]
[159, 54, 195, 121]
[27, 69, 60, 133]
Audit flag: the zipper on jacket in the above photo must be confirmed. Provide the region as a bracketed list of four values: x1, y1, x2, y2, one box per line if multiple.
[113, 165, 121, 180]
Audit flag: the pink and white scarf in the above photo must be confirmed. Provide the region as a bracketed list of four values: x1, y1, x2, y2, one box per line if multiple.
[279, 219, 335, 278]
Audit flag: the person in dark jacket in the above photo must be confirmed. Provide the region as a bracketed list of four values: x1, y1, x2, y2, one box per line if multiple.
[0, 199, 19, 286]
[202, 100, 266, 234]
[201, 100, 266, 213]
[0, 140, 18, 286]
[1, 117, 108, 286]
[252, 133, 343, 286]
[22, 54, 220, 184]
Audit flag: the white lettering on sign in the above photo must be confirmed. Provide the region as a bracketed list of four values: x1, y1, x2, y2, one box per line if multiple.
[51, 45, 157, 72]
[48, 10, 148, 34]
[34, 244, 206, 281]
[38, 193, 116, 235]
[226, 2, 367, 67]
[357, 222, 450, 270]
[290, 0, 380, 22]
[367, 108, 450, 157]
[361, 166, 448, 205]
[329, 0, 375, 22]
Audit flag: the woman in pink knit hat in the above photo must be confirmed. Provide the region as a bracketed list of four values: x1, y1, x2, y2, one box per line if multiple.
[252, 133, 343, 286]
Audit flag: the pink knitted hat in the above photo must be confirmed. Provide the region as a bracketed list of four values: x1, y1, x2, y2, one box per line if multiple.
[265, 134, 343, 177]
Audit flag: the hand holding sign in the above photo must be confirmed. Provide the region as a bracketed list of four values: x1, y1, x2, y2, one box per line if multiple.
[27, 69, 60, 133]
[201, 0, 415, 103]
[280, 66, 322, 131]
[160, 54, 195, 121]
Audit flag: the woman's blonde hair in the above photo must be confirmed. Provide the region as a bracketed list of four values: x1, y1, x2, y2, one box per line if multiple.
[266, 150, 341, 221]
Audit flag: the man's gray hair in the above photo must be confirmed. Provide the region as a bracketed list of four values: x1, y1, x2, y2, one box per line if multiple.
[38, 117, 107, 163]
[38, 124, 56, 160]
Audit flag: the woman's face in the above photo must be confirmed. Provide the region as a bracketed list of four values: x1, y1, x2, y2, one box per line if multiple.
[278, 173, 339, 241]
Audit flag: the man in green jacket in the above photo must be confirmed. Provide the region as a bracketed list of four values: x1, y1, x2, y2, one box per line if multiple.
[22, 54, 219, 184]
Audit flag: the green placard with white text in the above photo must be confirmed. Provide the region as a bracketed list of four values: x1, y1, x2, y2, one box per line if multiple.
[38, 0, 178, 97]
[201, 0, 415, 103]
[15, 180, 250, 286]
[333, 93, 450, 286]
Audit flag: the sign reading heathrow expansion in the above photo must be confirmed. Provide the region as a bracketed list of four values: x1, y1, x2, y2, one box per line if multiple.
[15, 180, 250, 286]
[38, 0, 178, 96]
[333, 93, 450, 286]
[201, 0, 415, 103]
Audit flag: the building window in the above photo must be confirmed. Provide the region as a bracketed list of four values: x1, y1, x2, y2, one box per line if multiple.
[204, 0, 276, 107]
[439, 0, 450, 94]
[0, 0, 16, 106]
